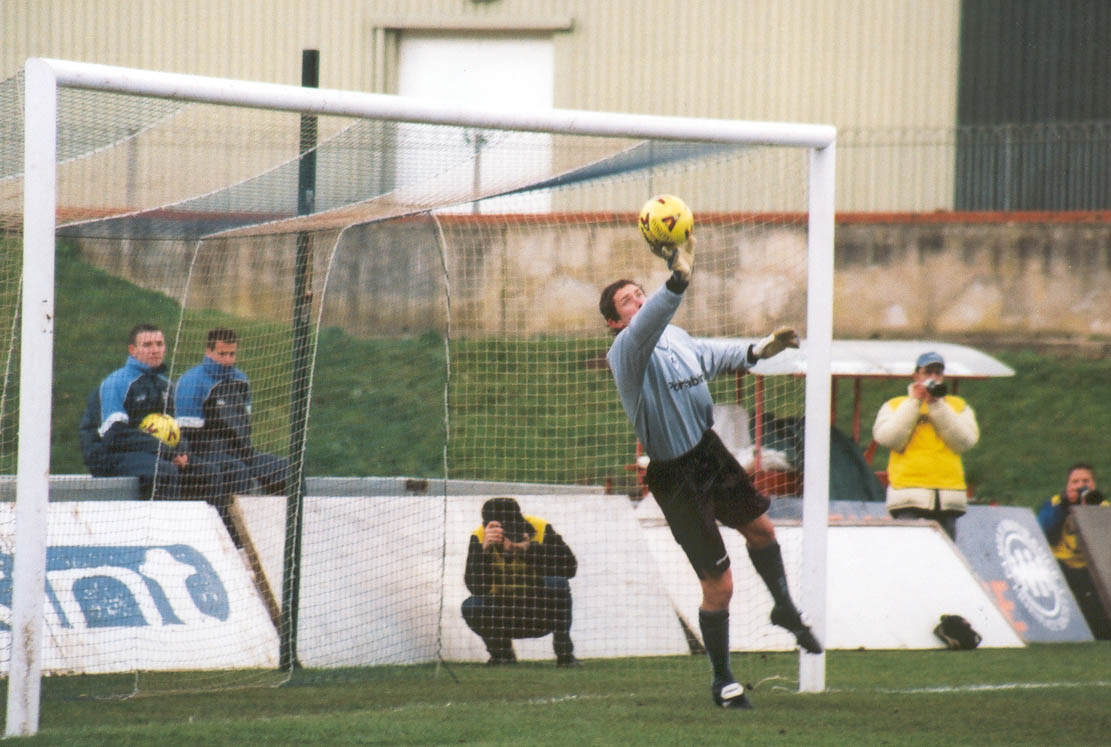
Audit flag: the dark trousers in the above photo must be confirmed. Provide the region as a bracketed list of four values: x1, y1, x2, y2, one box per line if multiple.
[96, 450, 245, 546]
[461, 576, 574, 658]
[890, 507, 962, 541]
[1061, 563, 1111, 640]
[95, 450, 222, 501]
[196, 451, 289, 496]
[186, 451, 289, 548]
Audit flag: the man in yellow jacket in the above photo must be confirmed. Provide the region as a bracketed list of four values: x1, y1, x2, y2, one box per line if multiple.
[872, 351, 980, 540]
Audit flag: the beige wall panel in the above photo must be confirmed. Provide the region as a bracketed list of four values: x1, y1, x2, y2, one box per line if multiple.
[6, 1, 959, 125]
[546, 0, 959, 129]
[5, 1, 962, 211]
[4, 0, 370, 90]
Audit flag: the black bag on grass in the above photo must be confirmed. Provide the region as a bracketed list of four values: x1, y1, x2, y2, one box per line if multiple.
[934, 614, 982, 650]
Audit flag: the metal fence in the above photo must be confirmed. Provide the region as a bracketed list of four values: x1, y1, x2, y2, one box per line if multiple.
[839, 121, 1111, 213]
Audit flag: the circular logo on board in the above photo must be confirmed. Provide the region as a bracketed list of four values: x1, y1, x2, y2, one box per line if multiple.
[995, 519, 1070, 631]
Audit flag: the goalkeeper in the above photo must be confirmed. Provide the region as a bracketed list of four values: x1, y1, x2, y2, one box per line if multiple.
[599, 238, 820, 711]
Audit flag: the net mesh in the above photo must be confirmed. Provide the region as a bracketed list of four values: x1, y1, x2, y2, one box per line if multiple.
[1, 68, 814, 699]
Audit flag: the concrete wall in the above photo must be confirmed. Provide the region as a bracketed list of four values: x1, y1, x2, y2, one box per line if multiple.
[74, 215, 1111, 342]
[836, 217, 1111, 339]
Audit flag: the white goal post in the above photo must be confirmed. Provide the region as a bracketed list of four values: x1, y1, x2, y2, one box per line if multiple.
[10, 57, 834, 736]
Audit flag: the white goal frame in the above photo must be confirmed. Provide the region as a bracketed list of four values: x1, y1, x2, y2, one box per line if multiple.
[10, 57, 835, 737]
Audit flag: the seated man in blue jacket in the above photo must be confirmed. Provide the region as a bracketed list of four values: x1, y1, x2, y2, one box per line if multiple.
[174, 327, 289, 500]
[78, 323, 218, 500]
[462, 497, 579, 666]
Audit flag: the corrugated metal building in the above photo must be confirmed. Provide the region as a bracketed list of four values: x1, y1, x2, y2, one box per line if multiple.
[2, 1, 959, 126]
[956, 0, 1111, 209]
[6, 1, 1111, 210]
[3, 0, 963, 211]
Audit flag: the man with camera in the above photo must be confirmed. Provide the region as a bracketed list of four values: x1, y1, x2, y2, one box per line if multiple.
[1037, 463, 1111, 639]
[461, 497, 579, 666]
[872, 351, 980, 540]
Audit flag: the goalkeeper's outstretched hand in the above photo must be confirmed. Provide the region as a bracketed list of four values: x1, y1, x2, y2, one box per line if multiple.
[649, 237, 695, 283]
[752, 327, 800, 359]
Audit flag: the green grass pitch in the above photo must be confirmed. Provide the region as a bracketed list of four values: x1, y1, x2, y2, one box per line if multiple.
[8, 644, 1109, 745]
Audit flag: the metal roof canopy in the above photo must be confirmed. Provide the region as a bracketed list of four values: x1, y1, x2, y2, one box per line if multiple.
[700, 338, 1013, 464]
[713, 339, 1015, 379]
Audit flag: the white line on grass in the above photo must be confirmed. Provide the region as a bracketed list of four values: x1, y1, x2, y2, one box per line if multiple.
[837, 680, 1111, 695]
[383, 692, 620, 714]
[378, 680, 1111, 715]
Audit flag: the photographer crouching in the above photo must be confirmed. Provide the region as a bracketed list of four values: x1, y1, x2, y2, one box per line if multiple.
[872, 352, 981, 540]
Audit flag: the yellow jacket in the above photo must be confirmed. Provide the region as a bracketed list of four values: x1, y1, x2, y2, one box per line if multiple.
[873, 391, 979, 511]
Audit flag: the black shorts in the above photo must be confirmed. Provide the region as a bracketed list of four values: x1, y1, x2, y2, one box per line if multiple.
[645, 429, 770, 579]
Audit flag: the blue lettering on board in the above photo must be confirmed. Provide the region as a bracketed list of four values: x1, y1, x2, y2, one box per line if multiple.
[0, 545, 229, 630]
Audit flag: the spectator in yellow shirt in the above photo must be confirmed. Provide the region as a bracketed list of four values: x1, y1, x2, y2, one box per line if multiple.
[872, 351, 979, 540]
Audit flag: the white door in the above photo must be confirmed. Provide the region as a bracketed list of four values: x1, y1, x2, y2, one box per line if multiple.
[397, 33, 554, 213]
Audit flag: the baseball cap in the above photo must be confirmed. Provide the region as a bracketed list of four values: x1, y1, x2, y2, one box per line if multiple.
[481, 497, 533, 541]
[915, 351, 945, 370]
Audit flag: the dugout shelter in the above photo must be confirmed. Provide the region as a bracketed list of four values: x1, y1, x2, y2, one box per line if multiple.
[627, 338, 1014, 500]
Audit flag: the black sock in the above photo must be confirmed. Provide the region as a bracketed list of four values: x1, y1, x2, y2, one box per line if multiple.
[553, 631, 573, 659]
[484, 637, 513, 658]
[698, 608, 733, 685]
[748, 541, 796, 612]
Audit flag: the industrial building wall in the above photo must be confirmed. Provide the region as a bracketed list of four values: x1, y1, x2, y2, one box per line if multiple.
[956, 0, 1111, 209]
[3, 0, 962, 211]
[2, 0, 960, 124]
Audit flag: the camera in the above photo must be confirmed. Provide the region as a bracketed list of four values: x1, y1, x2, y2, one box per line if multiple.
[1077, 487, 1105, 506]
[924, 379, 947, 398]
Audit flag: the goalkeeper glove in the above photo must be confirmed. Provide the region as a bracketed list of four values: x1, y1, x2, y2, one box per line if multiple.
[649, 237, 695, 283]
[751, 327, 800, 360]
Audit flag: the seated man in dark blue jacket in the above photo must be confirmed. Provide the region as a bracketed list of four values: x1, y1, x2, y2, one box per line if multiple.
[78, 323, 218, 500]
[174, 327, 289, 499]
[462, 497, 579, 666]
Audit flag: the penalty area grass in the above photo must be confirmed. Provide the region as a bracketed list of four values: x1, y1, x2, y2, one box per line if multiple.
[9, 643, 1110, 745]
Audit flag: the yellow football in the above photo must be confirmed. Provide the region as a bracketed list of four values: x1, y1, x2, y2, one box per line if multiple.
[638, 194, 694, 247]
[138, 412, 181, 448]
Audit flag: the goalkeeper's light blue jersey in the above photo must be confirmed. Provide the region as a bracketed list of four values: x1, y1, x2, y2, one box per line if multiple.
[607, 284, 751, 462]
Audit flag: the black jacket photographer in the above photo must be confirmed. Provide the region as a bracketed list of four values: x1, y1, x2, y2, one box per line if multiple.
[1037, 462, 1111, 639]
[461, 497, 579, 666]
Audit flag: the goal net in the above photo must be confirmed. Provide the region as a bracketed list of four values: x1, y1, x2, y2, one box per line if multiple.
[3, 59, 832, 726]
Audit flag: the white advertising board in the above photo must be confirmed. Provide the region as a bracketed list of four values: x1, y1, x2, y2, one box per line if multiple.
[637, 497, 1024, 650]
[0, 502, 278, 674]
[441, 494, 689, 662]
[238, 493, 689, 666]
